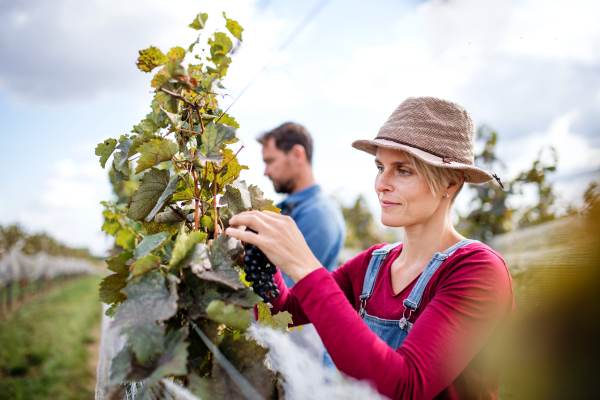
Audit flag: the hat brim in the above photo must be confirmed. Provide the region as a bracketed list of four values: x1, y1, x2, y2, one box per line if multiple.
[352, 138, 494, 184]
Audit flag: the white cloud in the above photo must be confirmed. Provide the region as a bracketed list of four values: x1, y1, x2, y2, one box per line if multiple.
[3, 158, 114, 256]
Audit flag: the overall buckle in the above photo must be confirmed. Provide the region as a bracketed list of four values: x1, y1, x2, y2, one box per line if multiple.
[399, 305, 414, 330]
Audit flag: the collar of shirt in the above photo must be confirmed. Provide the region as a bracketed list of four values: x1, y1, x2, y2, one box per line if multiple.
[277, 185, 321, 215]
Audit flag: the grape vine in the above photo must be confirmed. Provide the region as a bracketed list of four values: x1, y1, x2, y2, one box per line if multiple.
[95, 12, 291, 399]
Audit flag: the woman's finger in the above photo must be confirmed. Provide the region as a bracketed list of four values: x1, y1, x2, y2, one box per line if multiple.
[229, 211, 271, 232]
[225, 226, 264, 246]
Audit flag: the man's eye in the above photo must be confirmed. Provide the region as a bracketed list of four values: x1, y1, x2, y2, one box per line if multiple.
[376, 165, 384, 173]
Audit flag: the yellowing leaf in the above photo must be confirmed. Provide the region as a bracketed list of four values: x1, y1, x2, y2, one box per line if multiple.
[223, 12, 244, 42]
[136, 46, 168, 73]
[218, 113, 240, 129]
[102, 220, 120, 236]
[257, 302, 293, 332]
[116, 229, 136, 249]
[130, 254, 161, 277]
[189, 13, 208, 30]
[167, 46, 186, 60]
[200, 122, 236, 158]
[135, 138, 178, 174]
[168, 229, 207, 270]
[249, 184, 281, 213]
[206, 300, 251, 331]
[95, 139, 117, 168]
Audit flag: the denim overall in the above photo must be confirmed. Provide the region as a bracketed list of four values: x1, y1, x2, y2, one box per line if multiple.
[358, 240, 480, 350]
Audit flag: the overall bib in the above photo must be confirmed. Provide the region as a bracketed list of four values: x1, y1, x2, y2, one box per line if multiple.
[358, 240, 480, 350]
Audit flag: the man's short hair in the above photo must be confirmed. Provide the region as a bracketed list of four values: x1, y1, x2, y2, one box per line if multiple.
[257, 122, 313, 163]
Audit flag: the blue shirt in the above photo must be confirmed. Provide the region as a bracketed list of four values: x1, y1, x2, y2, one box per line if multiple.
[277, 185, 346, 288]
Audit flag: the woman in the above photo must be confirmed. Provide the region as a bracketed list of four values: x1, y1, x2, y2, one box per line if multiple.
[226, 97, 514, 400]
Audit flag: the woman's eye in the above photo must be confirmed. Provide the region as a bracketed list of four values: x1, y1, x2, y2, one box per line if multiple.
[398, 169, 411, 176]
[376, 165, 384, 173]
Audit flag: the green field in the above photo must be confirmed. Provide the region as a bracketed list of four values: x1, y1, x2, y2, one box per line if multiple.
[0, 275, 102, 400]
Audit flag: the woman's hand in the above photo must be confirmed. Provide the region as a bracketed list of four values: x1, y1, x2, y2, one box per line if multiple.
[225, 210, 323, 283]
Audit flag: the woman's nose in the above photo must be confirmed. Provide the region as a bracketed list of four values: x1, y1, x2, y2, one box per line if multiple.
[375, 171, 393, 193]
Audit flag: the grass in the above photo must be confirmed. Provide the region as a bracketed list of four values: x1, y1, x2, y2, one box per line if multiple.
[0, 275, 102, 400]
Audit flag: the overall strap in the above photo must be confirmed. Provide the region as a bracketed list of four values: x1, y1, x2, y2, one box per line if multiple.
[358, 242, 402, 317]
[403, 239, 480, 311]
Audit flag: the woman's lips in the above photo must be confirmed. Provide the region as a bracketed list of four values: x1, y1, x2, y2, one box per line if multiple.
[380, 200, 401, 208]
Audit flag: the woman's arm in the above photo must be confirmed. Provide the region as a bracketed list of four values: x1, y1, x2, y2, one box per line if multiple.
[290, 249, 513, 400]
[268, 249, 367, 325]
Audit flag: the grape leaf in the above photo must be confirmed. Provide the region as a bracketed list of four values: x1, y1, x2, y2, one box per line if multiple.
[167, 46, 186, 60]
[257, 302, 293, 332]
[218, 113, 239, 128]
[249, 184, 281, 213]
[189, 13, 208, 30]
[205, 148, 248, 187]
[137, 46, 168, 73]
[127, 168, 170, 221]
[160, 106, 182, 129]
[208, 32, 233, 66]
[211, 233, 244, 270]
[220, 180, 251, 214]
[115, 139, 133, 168]
[95, 139, 117, 168]
[130, 254, 161, 277]
[206, 300, 251, 331]
[200, 122, 236, 158]
[109, 329, 188, 392]
[189, 335, 275, 400]
[112, 152, 130, 184]
[146, 175, 180, 222]
[196, 270, 245, 290]
[115, 271, 179, 327]
[135, 138, 178, 174]
[116, 229, 136, 249]
[115, 272, 179, 364]
[154, 208, 188, 223]
[188, 34, 201, 53]
[119, 251, 134, 263]
[168, 229, 207, 269]
[142, 220, 183, 236]
[133, 231, 171, 260]
[128, 131, 156, 157]
[102, 220, 120, 235]
[99, 257, 129, 305]
[107, 257, 130, 275]
[135, 329, 189, 399]
[222, 12, 244, 42]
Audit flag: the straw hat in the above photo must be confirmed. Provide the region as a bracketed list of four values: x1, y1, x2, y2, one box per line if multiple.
[352, 96, 496, 184]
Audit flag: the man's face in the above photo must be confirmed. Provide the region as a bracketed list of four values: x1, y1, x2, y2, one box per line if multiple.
[262, 138, 296, 194]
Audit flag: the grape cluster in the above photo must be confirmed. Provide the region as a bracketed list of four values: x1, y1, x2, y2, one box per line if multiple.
[243, 229, 280, 302]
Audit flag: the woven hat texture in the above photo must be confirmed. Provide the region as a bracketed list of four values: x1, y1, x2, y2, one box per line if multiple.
[352, 96, 494, 184]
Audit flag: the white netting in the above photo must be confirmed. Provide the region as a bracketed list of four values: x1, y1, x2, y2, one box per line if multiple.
[95, 304, 386, 400]
[0, 248, 99, 288]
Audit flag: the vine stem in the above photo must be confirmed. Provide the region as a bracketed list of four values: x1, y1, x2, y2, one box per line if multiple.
[168, 205, 194, 231]
[212, 162, 219, 235]
[193, 168, 200, 232]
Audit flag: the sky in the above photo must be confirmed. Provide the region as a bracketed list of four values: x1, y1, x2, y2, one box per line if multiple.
[0, 0, 599, 256]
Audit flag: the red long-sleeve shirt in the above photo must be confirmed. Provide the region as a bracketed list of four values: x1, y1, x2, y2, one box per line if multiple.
[270, 242, 514, 400]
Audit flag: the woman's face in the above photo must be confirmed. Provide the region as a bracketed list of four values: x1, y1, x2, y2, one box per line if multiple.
[374, 148, 443, 228]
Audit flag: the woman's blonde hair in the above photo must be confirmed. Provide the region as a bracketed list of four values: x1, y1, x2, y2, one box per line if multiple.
[402, 151, 465, 202]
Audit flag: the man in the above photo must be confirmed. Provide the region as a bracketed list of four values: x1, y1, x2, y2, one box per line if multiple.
[258, 122, 346, 366]
[258, 122, 346, 287]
